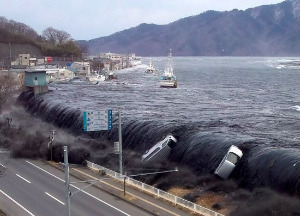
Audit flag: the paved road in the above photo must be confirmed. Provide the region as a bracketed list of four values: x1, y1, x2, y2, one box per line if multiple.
[0, 159, 154, 216]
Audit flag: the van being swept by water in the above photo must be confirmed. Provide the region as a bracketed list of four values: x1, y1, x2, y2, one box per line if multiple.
[214, 145, 243, 179]
[142, 135, 177, 163]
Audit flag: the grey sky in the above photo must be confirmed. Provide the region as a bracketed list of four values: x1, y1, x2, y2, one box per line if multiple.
[0, 0, 284, 40]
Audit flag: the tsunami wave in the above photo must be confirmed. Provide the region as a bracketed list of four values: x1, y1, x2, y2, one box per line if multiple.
[17, 90, 300, 196]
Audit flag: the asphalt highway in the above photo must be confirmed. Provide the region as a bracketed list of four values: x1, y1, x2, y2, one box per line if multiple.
[0, 159, 154, 216]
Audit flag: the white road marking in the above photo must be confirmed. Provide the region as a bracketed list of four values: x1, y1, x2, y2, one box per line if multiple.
[0, 163, 6, 168]
[16, 174, 31, 183]
[45, 192, 65, 205]
[25, 160, 130, 216]
[0, 189, 35, 216]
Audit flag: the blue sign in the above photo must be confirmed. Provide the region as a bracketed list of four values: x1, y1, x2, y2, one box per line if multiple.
[83, 109, 112, 131]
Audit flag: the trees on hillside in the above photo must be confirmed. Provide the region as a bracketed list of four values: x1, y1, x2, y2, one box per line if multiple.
[41, 27, 81, 57]
[0, 17, 83, 58]
[42, 27, 71, 45]
[0, 16, 41, 45]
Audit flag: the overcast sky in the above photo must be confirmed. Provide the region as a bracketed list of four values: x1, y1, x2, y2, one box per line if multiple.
[0, 0, 284, 40]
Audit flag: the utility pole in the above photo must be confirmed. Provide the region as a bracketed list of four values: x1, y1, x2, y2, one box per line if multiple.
[63, 146, 71, 216]
[118, 111, 123, 176]
[50, 130, 55, 162]
[9, 41, 11, 70]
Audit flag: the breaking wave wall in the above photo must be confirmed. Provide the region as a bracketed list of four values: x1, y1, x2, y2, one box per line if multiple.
[18, 91, 300, 196]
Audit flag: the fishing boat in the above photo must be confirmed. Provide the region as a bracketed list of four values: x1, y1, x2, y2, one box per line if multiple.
[106, 70, 117, 80]
[159, 49, 177, 88]
[145, 59, 157, 74]
[88, 72, 105, 84]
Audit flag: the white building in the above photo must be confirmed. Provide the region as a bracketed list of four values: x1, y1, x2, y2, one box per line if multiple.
[45, 68, 75, 83]
[70, 62, 91, 76]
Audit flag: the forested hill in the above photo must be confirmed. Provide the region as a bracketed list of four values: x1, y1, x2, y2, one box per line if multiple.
[0, 17, 82, 60]
[80, 0, 300, 56]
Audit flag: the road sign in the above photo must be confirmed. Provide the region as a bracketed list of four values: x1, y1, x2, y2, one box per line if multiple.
[46, 56, 52, 63]
[83, 109, 112, 131]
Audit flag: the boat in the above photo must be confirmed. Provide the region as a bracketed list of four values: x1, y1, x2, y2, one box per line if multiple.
[159, 49, 177, 88]
[145, 59, 157, 74]
[88, 72, 105, 84]
[106, 70, 117, 80]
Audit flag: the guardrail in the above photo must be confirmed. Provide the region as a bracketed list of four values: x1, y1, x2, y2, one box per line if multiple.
[86, 161, 224, 216]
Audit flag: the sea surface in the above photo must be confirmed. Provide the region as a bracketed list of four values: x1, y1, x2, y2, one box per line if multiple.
[20, 57, 300, 195]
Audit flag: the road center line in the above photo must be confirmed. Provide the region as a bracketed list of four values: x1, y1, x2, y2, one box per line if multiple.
[16, 174, 31, 184]
[25, 160, 130, 216]
[45, 192, 65, 205]
[0, 189, 35, 216]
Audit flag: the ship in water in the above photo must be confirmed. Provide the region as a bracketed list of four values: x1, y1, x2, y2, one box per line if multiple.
[88, 72, 106, 84]
[159, 49, 177, 88]
[145, 59, 157, 74]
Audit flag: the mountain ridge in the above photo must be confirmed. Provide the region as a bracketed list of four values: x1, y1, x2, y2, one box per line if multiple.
[79, 0, 300, 56]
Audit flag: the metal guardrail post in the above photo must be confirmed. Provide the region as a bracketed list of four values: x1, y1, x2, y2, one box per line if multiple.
[85, 161, 224, 216]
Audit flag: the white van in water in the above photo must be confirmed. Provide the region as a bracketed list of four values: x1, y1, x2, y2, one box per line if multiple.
[214, 145, 243, 179]
[142, 135, 177, 163]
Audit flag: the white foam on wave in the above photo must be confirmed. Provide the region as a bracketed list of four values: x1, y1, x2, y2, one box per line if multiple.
[262, 58, 300, 69]
[292, 105, 300, 111]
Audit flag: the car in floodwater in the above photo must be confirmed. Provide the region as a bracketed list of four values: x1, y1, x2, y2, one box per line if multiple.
[142, 135, 177, 163]
[214, 145, 243, 179]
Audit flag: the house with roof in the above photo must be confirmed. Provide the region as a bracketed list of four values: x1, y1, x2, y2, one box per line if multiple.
[24, 70, 48, 95]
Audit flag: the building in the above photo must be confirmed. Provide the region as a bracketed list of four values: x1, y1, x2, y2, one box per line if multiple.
[70, 62, 91, 76]
[45, 68, 75, 83]
[19, 54, 30, 66]
[11, 54, 45, 67]
[24, 70, 48, 95]
[99, 52, 122, 61]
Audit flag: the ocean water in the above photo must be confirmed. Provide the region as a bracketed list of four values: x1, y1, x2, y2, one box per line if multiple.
[19, 57, 300, 195]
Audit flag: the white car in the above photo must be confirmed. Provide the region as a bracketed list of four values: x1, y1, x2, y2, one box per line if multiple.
[142, 135, 177, 163]
[214, 145, 243, 179]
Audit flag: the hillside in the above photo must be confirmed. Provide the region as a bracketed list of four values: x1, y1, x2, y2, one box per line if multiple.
[0, 17, 82, 61]
[80, 0, 300, 56]
[0, 43, 43, 63]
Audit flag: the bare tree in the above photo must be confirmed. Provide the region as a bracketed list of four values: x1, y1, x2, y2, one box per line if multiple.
[56, 30, 71, 44]
[42, 27, 57, 44]
[0, 17, 40, 43]
[42, 27, 72, 45]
